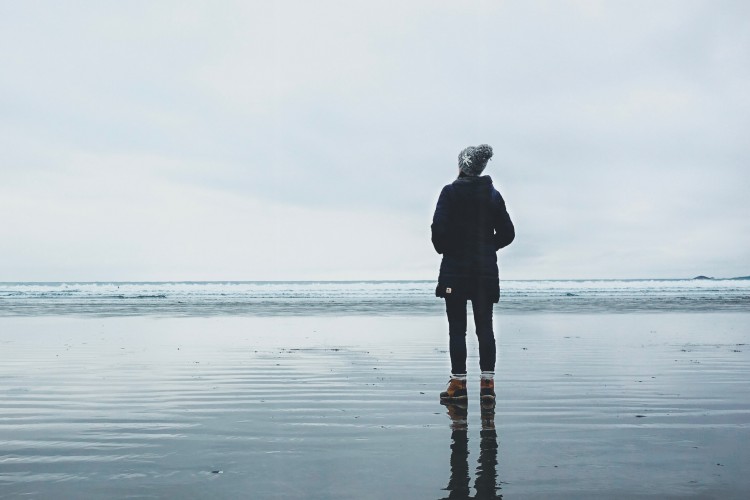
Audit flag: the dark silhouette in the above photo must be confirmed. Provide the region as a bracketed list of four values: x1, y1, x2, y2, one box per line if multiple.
[432, 144, 515, 405]
[439, 404, 503, 499]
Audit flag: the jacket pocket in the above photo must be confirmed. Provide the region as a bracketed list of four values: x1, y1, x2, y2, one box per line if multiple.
[435, 283, 458, 298]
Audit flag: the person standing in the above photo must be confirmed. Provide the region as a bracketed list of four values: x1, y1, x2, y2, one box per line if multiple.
[431, 144, 515, 406]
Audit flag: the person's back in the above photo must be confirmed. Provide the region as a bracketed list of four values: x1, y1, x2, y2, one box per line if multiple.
[434, 175, 512, 285]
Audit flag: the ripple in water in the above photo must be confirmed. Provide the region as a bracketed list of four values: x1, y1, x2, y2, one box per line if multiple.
[1, 314, 749, 498]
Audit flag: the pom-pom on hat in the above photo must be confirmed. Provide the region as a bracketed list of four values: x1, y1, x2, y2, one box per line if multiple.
[458, 144, 493, 176]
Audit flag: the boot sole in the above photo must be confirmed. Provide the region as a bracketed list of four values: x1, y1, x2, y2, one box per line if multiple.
[440, 399, 468, 409]
[440, 395, 468, 403]
[480, 394, 496, 406]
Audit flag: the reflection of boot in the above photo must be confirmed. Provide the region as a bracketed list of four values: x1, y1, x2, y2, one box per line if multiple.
[445, 404, 468, 431]
[480, 378, 495, 407]
[481, 403, 495, 431]
[440, 378, 468, 404]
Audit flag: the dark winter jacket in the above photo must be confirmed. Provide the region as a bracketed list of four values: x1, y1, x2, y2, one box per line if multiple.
[431, 175, 514, 302]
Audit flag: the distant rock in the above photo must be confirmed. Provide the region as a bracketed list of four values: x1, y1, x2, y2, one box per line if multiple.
[692, 275, 750, 280]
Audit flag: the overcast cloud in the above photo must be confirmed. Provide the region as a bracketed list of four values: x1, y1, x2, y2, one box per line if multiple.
[1, 0, 748, 281]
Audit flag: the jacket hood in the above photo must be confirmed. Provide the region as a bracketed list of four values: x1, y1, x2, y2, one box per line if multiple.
[449, 175, 495, 211]
[453, 175, 493, 186]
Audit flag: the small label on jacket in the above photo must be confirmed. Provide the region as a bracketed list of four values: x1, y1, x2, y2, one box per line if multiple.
[446, 288, 452, 294]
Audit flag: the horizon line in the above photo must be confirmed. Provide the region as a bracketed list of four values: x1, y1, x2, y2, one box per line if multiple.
[1, 276, 748, 284]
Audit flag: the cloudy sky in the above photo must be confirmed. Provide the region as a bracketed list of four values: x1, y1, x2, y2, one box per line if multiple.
[1, 1, 748, 281]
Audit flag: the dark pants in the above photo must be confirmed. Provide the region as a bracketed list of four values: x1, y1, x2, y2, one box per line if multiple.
[446, 293, 496, 375]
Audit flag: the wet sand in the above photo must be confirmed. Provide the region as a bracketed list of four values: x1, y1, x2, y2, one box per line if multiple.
[1, 313, 749, 499]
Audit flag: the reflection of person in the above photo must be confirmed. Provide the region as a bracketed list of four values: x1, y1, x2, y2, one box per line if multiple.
[432, 144, 515, 405]
[440, 405, 502, 499]
[475, 421, 501, 498]
[444, 406, 470, 499]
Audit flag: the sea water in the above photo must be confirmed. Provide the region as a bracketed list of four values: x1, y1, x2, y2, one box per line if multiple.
[1, 279, 748, 316]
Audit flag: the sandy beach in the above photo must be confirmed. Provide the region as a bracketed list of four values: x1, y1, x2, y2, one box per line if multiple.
[1, 313, 749, 499]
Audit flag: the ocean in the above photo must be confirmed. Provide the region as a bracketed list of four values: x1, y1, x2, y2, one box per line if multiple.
[1, 279, 748, 316]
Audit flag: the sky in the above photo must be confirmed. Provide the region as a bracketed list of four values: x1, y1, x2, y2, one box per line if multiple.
[1, 0, 748, 281]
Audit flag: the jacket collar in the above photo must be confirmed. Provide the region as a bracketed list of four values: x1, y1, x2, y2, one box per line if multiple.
[453, 175, 492, 185]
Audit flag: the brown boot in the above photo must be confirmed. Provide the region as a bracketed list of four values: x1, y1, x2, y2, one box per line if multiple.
[480, 378, 495, 406]
[440, 378, 467, 403]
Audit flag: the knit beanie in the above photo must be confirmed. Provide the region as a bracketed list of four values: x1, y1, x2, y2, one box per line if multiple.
[458, 144, 493, 176]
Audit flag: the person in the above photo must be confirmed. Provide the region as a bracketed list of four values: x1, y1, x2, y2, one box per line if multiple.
[431, 144, 515, 406]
